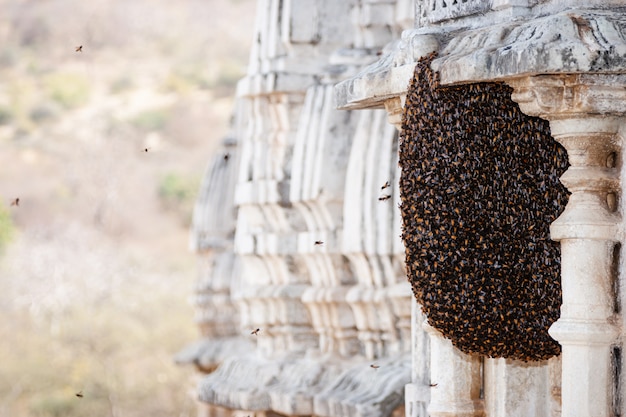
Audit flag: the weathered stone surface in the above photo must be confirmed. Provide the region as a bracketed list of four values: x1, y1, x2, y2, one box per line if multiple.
[436, 10, 626, 84]
[184, 2, 415, 417]
[183, 0, 626, 416]
[335, 30, 440, 110]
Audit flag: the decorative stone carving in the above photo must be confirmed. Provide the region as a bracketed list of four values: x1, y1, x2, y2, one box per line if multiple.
[405, 301, 430, 417]
[335, 0, 626, 412]
[425, 323, 484, 417]
[508, 73, 624, 417]
[436, 10, 626, 85]
[335, 30, 439, 110]
[181, 0, 626, 416]
[175, 132, 254, 376]
[417, 0, 492, 24]
[182, 1, 417, 416]
[483, 357, 561, 417]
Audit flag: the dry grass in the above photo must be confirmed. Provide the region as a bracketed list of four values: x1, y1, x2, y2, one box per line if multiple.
[0, 0, 256, 415]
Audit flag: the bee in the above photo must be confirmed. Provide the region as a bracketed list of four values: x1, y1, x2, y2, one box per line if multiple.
[10, 198, 19, 207]
[251, 328, 260, 336]
[75, 45, 83, 52]
[75, 391, 84, 398]
[397, 52, 566, 361]
[143, 148, 151, 153]
[381, 181, 390, 190]
[378, 194, 391, 201]
[314, 240, 324, 246]
[429, 383, 438, 387]
[223, 153, 230, 161]
[370, 364, 380, 369]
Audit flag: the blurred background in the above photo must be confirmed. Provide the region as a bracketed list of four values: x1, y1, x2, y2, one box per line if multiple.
[0, 1, 255, 416]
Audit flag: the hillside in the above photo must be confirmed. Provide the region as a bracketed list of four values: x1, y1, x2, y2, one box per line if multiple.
[0, 1, 256, 416]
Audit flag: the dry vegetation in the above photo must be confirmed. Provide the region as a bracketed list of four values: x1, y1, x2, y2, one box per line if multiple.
[0, 0, 256, 416]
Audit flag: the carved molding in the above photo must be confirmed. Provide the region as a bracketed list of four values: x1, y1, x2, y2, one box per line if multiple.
[437, 11, 626, 85]
[418, 0, 493, 24]
[509, 74, 624, 417]
[423, 323, 485, 417]
[334, 31, 440, 110]
[509, 74, 626, 119]
[384, 96, 406, 131]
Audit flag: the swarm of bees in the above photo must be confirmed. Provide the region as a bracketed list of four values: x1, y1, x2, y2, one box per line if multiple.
[398, 52, 569, 361]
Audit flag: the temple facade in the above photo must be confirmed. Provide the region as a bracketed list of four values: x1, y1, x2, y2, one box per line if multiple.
[176, 1, 626, 416]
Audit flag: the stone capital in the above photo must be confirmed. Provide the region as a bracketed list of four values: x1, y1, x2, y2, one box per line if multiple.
[505, 72, 625, 417]
[506, 74, 624, 243]
[334, 30, 440, 110]
[384, 96, 406, 131]
[508, 73, 626, 120]
[436, 10, 626, 85]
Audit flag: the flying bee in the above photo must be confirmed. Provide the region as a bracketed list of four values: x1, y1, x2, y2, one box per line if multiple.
[370, 364, 380, 369]
[75, 45, 83, 52]
[378, 194, 391, 201]
[10, 198, 19, 207]
[251, 328, 260, 336]
[224, 153, 230, 161]
[381, 181, 390, 190]
[314, 240, 324, 246]
[143, 148, 151, 153]
[75, 391, 84, 398]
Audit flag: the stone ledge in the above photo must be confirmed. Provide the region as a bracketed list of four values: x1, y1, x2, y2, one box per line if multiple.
[334, 31, 440, 110]
[436, 9, 626, 84]
[197, 354, 410, 417]
[336, 10, 626, 111]
[174, 337, 256, 372]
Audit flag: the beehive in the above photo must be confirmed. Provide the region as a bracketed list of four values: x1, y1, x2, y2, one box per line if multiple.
[399, 52, 569, 361]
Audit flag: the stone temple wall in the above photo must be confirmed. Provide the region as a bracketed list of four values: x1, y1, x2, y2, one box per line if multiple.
[178, 1, 626, 417]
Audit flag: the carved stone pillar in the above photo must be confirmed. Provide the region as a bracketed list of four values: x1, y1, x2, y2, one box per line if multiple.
[424, 322, 484, 417]
[483, 357, 560, 417]
[405, 299, 430, 417]
[384, 96, 405, 131]
[509, 74, 624, 417]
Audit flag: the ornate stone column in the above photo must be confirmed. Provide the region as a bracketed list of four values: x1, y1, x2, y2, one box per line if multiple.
[483, 357, 560, 417]
[509, 74, 624, 417]
[335, 31, 442, 416]
[405, 299, 430, 417]
[424, 323, 484, 417]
